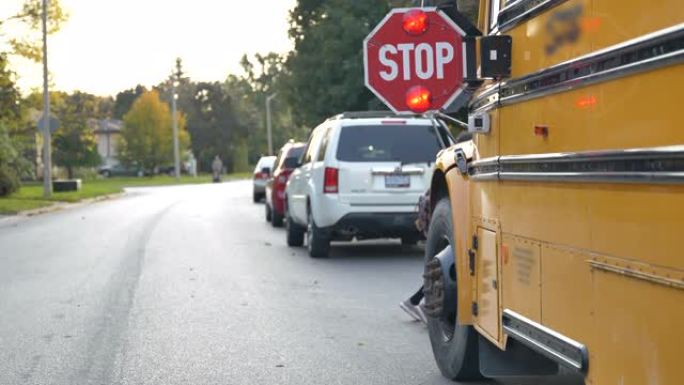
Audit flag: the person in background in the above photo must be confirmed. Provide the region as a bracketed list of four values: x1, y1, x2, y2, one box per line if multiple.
[212, 155, 223, 183]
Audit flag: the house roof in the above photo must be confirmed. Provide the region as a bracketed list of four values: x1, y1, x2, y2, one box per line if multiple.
[91, 119, 123, 134]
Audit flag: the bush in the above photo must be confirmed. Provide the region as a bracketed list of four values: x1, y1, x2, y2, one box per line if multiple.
[0, 166, 19, 197]
[74, 167, 98, 180]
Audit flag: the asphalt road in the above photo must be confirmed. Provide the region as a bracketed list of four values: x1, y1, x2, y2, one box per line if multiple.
[0, 180, 479, 385]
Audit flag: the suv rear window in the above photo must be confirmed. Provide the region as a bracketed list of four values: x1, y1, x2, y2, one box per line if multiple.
[336, 125, 441, 163]
[287, 146, 304, 161]
[282, 147, 304, 168]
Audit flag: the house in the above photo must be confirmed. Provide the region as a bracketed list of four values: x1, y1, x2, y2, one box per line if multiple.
[91, 119, 123, 166]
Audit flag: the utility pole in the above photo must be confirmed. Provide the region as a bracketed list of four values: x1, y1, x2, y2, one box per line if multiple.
[171, 78, 180, 180]
[41, 0, 52, 197]
[266, 93, 277, 156]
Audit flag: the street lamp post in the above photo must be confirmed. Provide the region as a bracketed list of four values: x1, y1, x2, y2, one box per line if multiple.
[266, 93, 277, 156]
[41, 0, 52, 197]
[171, 79, 180, 180]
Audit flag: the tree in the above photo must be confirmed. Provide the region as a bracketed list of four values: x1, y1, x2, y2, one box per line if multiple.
[0, 53, 25, 195]
[283, 0, 391, 127]
[113, 85, 146, 120]
[0, 0, 69, 62]
[119, 90, 189, 172]
[51, 92, 101, 179]
[225, 54, 310, 164]
[185, 82, 242, 172]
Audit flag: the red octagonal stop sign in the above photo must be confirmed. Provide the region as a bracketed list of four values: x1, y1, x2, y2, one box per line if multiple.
[364, 7, 470, 114]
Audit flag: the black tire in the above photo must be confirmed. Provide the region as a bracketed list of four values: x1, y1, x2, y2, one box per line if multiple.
[253, 191, 260, 203]
[271, 210, 284, 227]
[102, 170, 111, 178]
[306, 209, 330, 258]
[265, 203, 272, 222]
[285, 202, 304, 247]
[424, 198, 481, 381]
[401, 236, 419, 246]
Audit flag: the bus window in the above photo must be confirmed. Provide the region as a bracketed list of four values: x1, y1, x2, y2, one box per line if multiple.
[489, 0, 501, 31]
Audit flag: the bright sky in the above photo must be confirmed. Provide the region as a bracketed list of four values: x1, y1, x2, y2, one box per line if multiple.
[2, 0, 296, 96]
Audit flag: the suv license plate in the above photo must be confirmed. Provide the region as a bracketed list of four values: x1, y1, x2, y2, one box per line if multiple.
[385, 174, 410, 188]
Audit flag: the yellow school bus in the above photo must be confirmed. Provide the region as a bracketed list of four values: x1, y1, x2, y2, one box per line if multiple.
[422, 1, 683, 384]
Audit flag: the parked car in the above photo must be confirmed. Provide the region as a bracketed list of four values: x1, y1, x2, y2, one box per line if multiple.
[252, 155, 276, 202]
[158, 164, 187, 176]
[265, 141, 306, 227]
[98, 164, 145, 178]
[284, 111, 455, 258]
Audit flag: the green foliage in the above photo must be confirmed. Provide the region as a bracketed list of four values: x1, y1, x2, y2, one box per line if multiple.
[457, 0, 480, 25]
[185, 82, 243, 172]
[226, 54, 310, 164]
[22, 90, 113, 179]
[119, 90, 189, 171]
[0, 165, 19, 196]
[283, 0, 391, 127]
[0, 53, 24, 195]
[52, 99, 101, 178]
[1, 0, 69, 62]
[113, 85, 146, 120]
[0, 123, 20, 196]
[232, 138, 249, 173]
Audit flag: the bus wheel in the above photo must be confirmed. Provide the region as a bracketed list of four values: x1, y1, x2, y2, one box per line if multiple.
[423, 198, 481, 381]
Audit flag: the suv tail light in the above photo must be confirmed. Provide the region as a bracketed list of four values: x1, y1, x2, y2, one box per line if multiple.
[324, 167, 338, 194]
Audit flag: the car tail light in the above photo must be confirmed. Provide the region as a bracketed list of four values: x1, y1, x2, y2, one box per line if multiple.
[324, 167, 338, 194]
[254, 172, 263, 180]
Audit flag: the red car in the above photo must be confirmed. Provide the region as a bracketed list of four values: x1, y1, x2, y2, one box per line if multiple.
[265, 142, 305, 227]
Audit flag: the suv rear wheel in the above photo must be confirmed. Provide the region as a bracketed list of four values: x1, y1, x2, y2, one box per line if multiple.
[285, 202, 304, 247]
[424, 198, 481, 381]
[307, 209, 330, 258]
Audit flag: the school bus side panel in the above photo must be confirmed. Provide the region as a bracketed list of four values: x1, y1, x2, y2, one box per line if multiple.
[488, 1, 684, 384]
[593, 0, 683, 48]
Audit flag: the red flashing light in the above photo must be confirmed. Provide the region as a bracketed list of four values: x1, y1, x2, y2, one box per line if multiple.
[324, 167, 338, 194]
[402, 9, 429, 36]
[405, 86, 432, 113]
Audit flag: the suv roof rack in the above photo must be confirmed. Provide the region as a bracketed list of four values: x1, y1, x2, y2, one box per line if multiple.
[327, 111, 423, 120]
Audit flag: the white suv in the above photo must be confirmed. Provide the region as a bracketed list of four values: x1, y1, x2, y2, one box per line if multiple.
[284, 112, 455, 258]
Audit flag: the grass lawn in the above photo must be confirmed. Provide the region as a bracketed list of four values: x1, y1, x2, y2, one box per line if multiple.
[0, 198, 54, 215]
[0, 172, 250, 215]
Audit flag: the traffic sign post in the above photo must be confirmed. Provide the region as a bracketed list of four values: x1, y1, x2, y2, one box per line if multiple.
[363, 7, 476, 114]
[37, 115, 60, 134]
